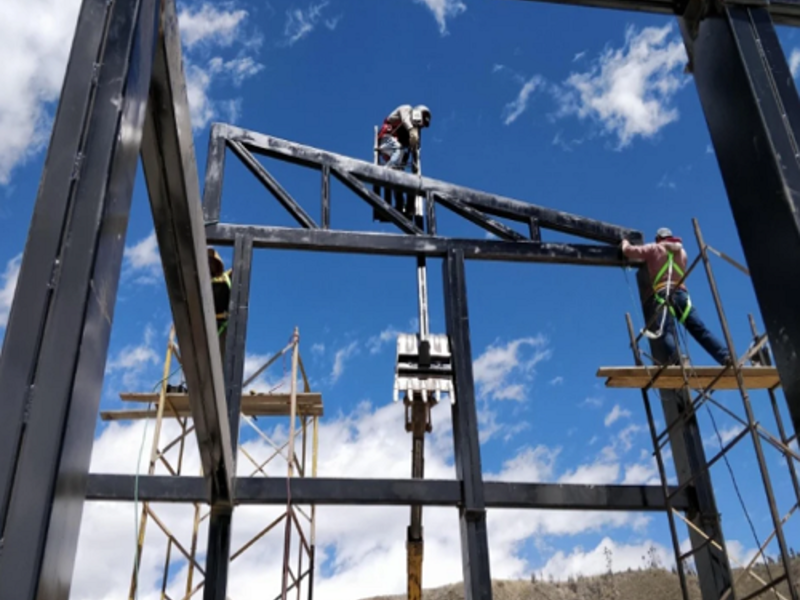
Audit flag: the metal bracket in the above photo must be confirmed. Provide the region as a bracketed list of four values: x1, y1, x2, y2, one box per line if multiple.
[394, 333, 455, 404]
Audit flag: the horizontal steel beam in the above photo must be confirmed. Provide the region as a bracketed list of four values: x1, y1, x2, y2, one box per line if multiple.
[206, 224, 631, 266]
[509, 0, 800, 28]
[85, 475, 692, 511]
[212, 124, 640, 244]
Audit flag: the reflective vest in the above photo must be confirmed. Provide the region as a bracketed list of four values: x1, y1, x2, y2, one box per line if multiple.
[653, 251, 692, 324]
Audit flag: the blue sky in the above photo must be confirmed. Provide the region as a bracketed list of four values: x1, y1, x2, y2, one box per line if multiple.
[2, 0, 800, 598]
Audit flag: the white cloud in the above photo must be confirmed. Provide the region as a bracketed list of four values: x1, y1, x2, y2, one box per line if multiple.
[473, 336, 551, 401]
[573, 50, 587, 62]
[791, 48, 800, 78]
[367, 325, 400, 354]
[185, 56, 263, 130]
[0, 0, 82, 184]
[604, 404, 632, 427]
[558, 460, 619, 484]
[311, 342, 325, 355]
[549, 376, 564, 386]
[123, 231, 161, 284]
[331, 340, 358, 383]
[177, 3, 249, 49]
[622, 458, 658, 484]
[555, 23, 688, 148]
[539, 538, 673, 580]
[582, 396, 603, 408]
[75, 401, 655, 600]
[503, 76, 544, 125]
[106, 326, 160, 387]
[283, 1, 331, 46]
[413, 0, 466, 35]
[0, 252, 21, 329]
[704, 424, 744, 450]
[325, 15, 342, 30]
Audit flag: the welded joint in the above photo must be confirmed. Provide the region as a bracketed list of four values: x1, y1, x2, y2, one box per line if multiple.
[461, 507, 487, 522]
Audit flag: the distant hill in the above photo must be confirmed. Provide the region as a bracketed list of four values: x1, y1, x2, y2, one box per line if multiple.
[361, 559, 799, 600]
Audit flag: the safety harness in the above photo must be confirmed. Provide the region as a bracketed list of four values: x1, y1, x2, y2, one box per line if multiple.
[212, 270, 232, 335]
[643, 250, 691, 340]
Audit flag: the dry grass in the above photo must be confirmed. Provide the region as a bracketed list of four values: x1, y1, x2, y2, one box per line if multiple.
[361, 557, 800, 600]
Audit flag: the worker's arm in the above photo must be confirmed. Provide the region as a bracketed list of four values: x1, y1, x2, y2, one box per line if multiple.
[397, 105, 415, 132]
[621, 239, 656, 261]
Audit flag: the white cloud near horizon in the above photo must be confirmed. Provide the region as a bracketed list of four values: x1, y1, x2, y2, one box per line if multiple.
[473, 336, 551, 402]
[123, 231, 162, 285]
[74, 397, 661, 600]
[604, 404, 632, 427]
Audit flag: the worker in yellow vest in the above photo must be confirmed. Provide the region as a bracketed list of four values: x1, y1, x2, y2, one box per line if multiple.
[622, 228, 731, 366]
[208, 247, 232, 364]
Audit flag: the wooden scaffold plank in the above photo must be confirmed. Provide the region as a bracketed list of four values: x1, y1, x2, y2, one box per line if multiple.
[596, 366, 781, 390]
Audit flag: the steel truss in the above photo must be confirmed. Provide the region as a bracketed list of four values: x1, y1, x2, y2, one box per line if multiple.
[1, 0, 800, 598]
[617, 219, 800, 600]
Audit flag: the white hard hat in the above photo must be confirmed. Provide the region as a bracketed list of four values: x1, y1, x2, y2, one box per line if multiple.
[414, 105, 431, 125]
[656, 227, 672, 239]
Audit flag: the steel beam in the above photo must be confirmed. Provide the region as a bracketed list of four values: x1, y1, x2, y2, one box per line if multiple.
[84, 475, 694, 510]
[434, 194, 526, 241]
[510, 0, 800, 28]
[206, 224, 628, 266]
[212, 123, 639, 243]
[0, 0, 161, 597]
[141, 0, 234, 503]
[683, 4, 800, 442]
[202, 233, 254, 600]
[443, 249, 492, 600]
[636, 268, 734, 600]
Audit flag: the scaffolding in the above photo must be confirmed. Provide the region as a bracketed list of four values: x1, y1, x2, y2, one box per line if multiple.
[598, 218, 800, 600]
[102, 327, 321, 600]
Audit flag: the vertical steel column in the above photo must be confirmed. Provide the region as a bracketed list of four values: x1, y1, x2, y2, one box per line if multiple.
[442, 249, 492, 600]
[202, 124, 228, 226]
[636, 267, 734, 600]
[0, 0, 161, 597]
[204, 233, 254, 600]
[682, 3, 800, 439]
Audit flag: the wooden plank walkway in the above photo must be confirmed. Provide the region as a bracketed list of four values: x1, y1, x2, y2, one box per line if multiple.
[100, 392, 324, 421]
[596, 366, 781, 390]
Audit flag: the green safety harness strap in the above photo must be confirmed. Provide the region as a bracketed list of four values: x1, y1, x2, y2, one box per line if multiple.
[653, 251, 692, 324]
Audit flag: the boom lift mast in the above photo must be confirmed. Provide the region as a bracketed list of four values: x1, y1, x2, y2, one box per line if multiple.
[374, 125, 455, 600]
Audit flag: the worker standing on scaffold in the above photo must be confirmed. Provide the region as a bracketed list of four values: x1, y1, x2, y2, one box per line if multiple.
[621, 228, 731, 367]
[376, 104, 431, 217]
[208, 247, 232, 363]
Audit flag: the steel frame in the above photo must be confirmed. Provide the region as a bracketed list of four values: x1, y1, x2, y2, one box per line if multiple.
[1, 0, 800, 597]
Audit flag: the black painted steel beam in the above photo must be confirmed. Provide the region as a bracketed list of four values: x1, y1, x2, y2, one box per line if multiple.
[140, 0, 233, 503]
[509, 0, 800, 28]
[212, 123, 638, 243]
[84, 475, 693, 510]
[0, 0, 161, 597]
[435, 194, 526, 241]
[331, 167, 423, 235]
[443, 249, 492, 600]
[684, 4, 800, 442]
[228, 141, 318, 229]
[206, 224, 629, 266]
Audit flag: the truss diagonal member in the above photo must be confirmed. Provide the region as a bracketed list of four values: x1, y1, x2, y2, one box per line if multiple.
[331, 167, 424, 235]
[228, 140, 318, 230]
[242, 339, 295, 389]
[214, 124, 638, 243]
[434, 194, 526, 241]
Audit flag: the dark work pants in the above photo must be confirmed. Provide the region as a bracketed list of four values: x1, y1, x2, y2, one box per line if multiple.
[652, 290, 730, 366]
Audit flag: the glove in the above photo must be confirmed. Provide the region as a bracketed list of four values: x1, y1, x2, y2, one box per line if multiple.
[408, 127, 420, 150]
